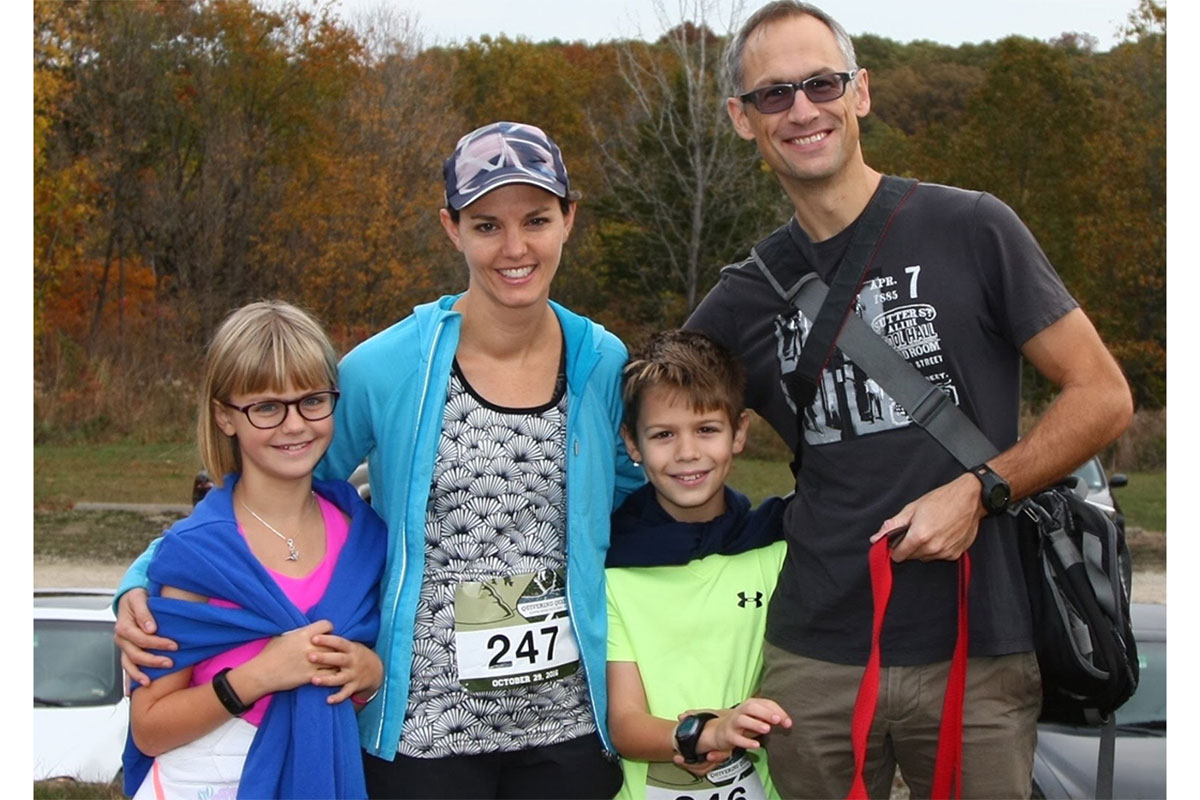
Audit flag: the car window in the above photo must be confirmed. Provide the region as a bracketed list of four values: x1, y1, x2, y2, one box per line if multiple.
[1116, 641, 1166, 726]
[34, 619, 124, 707]
[1072, 458, 1106, 492]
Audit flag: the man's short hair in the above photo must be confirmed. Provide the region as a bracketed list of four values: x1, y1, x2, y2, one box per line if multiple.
[622, 329, 746, 431]
[723, 1, 859, 97]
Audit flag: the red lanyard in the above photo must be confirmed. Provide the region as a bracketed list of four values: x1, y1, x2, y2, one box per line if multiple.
[846, 538, 971, 800]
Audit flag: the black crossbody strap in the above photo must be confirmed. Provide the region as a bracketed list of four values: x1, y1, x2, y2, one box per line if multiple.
[790, 276, 1000, 469]
[750, 176, 918, 475]
[786, 176, 918, 414]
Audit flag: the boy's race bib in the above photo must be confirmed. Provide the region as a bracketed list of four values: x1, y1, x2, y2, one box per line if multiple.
[453, 569, 580, 692]
[645, 754, 766, 800]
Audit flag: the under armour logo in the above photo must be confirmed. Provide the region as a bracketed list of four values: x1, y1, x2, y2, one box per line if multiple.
[737, 591, 763, 608]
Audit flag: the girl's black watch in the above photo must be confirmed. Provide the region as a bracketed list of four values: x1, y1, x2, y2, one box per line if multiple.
[674, 712, 718, 764]
[212, 667, 252, 716]
[970, 463, 1011, 516]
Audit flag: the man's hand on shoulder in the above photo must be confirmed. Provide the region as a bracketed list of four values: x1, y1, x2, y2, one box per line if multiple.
[871, 472, 985, 562]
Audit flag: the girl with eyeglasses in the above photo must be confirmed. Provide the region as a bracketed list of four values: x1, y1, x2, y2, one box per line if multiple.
[121, 300, 388, 798]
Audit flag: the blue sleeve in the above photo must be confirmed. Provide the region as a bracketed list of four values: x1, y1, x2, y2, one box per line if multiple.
[111, 537, 162, 614]
[600, 333, 644, 508]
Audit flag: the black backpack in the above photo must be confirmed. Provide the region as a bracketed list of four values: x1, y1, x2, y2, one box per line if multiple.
[1018, 482, 1139, 724]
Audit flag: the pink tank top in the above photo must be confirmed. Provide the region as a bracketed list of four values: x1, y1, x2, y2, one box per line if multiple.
[190, 494, 349, 726]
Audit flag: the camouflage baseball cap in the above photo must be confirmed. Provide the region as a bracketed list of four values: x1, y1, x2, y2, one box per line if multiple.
[443, 121, 570, 211]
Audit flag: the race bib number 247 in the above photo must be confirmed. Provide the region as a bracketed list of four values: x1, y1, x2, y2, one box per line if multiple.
[453, 570, 580, 692]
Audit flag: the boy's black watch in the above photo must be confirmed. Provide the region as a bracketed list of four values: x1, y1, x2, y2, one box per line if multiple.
[674, 712, 717, 763]
[969, 463, 1011, 516]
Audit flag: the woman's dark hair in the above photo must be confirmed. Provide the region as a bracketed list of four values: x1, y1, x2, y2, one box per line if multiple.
[445, 191, 580, 224]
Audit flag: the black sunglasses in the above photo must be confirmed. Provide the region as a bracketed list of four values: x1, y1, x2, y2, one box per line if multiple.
[739, 71, 858, 114]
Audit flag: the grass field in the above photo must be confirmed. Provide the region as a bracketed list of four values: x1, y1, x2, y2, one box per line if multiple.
[35, 441, 201, 510]
[33, 779, 124, 799]
[32, 444, 1166, 569]
[33, 507, 183, 563]
[33, 443, 1166, 531]
[1112, 470, 1166, 533]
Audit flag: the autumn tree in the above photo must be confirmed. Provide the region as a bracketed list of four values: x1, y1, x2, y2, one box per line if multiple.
[265, 7, 459, 340]
[34, 0, 375, 438]
[34, 0, 97, 343]
[590, 1, 781, 331]
[1066, 0, 1165, 408]
[31, 1, 1167, 440]
[906, 19, 1165, 409]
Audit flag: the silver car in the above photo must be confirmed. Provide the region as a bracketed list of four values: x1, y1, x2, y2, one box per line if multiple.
[1031, 602, 1165, 799]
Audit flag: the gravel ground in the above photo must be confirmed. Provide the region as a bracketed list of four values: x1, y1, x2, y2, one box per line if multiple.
[34, 560, 132, 590]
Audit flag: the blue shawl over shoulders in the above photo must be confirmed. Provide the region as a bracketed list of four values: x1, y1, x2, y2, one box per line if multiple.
[122, 476, 386, 799]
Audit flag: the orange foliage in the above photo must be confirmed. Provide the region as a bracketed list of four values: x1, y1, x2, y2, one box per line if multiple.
[41, 257, 164, 344]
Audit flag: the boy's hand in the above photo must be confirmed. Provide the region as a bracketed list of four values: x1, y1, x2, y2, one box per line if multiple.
[673, 752, 728, 777]
[691, 698, 793, 758]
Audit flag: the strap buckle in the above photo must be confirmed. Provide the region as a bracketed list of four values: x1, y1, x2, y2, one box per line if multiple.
[909, 385, 952, 427]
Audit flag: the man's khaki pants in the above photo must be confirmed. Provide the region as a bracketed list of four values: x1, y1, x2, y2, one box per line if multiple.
[761, 643, 1041, 799]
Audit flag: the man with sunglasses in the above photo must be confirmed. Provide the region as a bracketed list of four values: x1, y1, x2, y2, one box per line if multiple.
[685, 2, 1132, 797]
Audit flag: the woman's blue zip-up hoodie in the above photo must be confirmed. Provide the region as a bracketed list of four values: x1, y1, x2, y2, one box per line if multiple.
[315, 295, 643, 760]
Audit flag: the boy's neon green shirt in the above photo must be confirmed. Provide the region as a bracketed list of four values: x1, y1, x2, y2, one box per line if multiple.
[606, 540, 787, 800]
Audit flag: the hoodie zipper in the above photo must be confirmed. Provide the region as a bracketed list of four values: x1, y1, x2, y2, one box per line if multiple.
[561, 346, 616, 754]
[371, 314, 450, 751]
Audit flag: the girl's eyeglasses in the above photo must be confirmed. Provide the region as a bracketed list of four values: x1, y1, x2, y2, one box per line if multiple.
[221, 390, 340, 430]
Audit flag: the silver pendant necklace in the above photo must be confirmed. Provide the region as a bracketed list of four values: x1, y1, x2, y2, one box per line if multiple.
[240, 497, 310, 562]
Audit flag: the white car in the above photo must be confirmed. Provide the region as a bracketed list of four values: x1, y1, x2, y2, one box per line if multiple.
[34, 589, 127, 783]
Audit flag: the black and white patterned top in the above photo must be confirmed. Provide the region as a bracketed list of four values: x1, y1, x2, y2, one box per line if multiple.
[397, 358, 595, 758]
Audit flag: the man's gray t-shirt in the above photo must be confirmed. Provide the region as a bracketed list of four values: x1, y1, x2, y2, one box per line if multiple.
[686, 181, 1078, 665]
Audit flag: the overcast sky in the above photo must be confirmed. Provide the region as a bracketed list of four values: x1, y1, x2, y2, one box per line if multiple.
[332, 0, 1142, 50]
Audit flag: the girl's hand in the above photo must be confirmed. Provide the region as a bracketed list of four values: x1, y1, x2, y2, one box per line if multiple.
[240, 619, 336, 697]
[308, 634, 383, 705]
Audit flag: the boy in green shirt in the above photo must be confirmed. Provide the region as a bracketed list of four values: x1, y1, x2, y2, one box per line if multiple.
[606, 330, 791, 800]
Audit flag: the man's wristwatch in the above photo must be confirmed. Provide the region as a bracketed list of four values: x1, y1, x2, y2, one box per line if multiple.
[674, 712, 718, 764]
[969, 463, 1011, 516]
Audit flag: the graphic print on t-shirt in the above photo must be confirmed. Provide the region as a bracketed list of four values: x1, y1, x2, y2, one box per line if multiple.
[773, 267, 960, 446]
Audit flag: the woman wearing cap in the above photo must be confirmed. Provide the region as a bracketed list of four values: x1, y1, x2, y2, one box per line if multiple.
[113, 120, 636, 799]
[317, 121, 638, 797]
